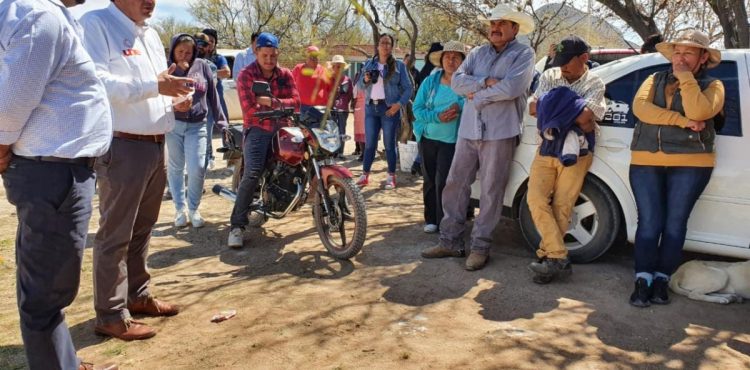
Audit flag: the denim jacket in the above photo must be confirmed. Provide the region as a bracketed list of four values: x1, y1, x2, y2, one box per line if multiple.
[356, 57, 414, 107]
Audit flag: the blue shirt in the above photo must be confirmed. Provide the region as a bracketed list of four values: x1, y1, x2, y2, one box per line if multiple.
[232, 47, 255, 80]
[452, 40, 535, 141]
[413, 70, 464, 144]
[356, 57, 413, 107]
[0, 0, 112, 158]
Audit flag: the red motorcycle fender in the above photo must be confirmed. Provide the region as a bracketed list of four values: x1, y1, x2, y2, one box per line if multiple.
[310, 165, 353, 200]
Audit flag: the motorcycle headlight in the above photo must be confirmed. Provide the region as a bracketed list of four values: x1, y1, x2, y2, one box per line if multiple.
[312, 121, 341, 154]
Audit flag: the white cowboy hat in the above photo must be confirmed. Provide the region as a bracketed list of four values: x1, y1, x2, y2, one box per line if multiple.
[326, 54, 350, 70]
[655, 29, 721, 69]
[477, 4, 535, 35]
[428, 41, 467, 68]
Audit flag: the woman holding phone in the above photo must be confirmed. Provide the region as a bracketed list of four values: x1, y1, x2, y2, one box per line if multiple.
[167, 34, 227, 228]
[412, 41, 466, 234]
[356, 34, 414, 189]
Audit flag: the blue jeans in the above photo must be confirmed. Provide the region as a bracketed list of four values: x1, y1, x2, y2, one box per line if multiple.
[334, 111, 349, 155]
[3, 158, 95, 370]
[167, 119, 208, 212]
[364, 102, 400, 173]
[230, 126, 275, 227]
[630, 165, 713, 276]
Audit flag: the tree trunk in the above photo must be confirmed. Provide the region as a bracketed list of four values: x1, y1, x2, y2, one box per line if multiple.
[595, 0, 663, 41]
[707, 0, 749, 48]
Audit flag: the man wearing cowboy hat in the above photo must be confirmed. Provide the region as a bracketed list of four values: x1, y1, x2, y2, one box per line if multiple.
[525, 35, 607, 284]
[426, 4, 536, 271]
[627, 29, 725, 307]
[328, 54, 355, 156]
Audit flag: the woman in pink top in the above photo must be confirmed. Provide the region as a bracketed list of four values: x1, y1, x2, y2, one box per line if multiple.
[353, 69, 366, 160]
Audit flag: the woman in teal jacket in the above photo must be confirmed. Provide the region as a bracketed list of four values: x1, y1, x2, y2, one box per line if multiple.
[413, 41, 466, 233]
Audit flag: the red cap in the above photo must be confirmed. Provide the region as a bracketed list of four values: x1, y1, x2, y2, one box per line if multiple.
[306, 45, 320, 53]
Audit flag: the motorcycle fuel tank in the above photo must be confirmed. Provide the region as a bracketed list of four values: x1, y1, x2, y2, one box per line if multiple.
[273, 127, 306, 166]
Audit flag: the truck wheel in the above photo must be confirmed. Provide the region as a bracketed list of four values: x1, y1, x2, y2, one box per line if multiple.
[518, 175, 622, 263]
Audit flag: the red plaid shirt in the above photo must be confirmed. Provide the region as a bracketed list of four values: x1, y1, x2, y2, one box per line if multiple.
[237, 62, 300, 131]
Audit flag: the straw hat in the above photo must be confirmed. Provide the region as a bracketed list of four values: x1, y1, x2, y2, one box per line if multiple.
[477, 4, 535, 35]
[327, 54, 350, 70]
[428, 41, 467, 68]
[655, 29, 721, 69]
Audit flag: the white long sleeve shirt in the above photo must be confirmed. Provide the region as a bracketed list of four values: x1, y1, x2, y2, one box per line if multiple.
[0, 0, 112, 158]
[79, 3, 174, 135]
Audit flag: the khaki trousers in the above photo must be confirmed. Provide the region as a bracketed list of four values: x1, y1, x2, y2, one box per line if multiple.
[526, 152, 593, 259]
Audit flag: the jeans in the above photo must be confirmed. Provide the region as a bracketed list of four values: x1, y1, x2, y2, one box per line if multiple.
[333, 111, 349, 155]
[166, 119, 209, 213]
[364, 102, 400, 173]
[419, 137, 455, 225]
[3, 158, 95, 370]
[206, 111, 215, 166]
[630, 165, 713, 276]
[230, 126, 275, 228]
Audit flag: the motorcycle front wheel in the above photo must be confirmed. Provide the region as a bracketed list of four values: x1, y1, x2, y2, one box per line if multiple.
[313, 176, 367, 259]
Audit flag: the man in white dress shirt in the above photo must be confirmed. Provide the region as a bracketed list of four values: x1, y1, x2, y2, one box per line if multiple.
[0, 0, 114, 368]
[80, 0, 193, 341]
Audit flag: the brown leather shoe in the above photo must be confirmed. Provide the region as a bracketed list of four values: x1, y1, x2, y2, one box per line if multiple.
[465, 252, 489, 271]
[94, 319, 156, 341]
[128, 296, 180, 317]
[80, 361, 118, 370]
[421, 245, 465, 259]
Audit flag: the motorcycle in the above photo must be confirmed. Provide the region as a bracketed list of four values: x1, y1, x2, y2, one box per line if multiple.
[213, 81, 367, 260]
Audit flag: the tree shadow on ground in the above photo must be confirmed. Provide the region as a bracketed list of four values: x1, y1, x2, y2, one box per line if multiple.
[0, 344, 25, 370]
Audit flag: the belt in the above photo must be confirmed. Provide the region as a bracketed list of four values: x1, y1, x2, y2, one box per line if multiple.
[13, 154, 96, 169]
[113, 131, 165, 143]
[368, 99, 385, 105]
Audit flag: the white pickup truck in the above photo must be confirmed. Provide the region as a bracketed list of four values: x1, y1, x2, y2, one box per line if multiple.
[473, 51, 750, 262]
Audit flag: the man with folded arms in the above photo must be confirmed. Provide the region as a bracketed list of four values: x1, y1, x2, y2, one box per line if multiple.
[1, 0, 116, 368]
[80, 0, 194, 341]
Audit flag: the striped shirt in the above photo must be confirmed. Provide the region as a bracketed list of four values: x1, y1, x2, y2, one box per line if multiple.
[533, 66, 607, 120]
[0, 0, 112, 158]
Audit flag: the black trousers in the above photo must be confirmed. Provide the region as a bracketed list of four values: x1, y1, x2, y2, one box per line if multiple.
[419, 137, 456, 226]
[3, 158, 96, 370]
[230, 126, 275, 227]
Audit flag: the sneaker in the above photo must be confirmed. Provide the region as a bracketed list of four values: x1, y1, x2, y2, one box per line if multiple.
[384, 174, 396, 190]
[629, 277, 652, 307]
[528, 257, 572, 284]
[208, 158, 215, 170]
[174, 211, 188, 228]
[421, 245, 465, 259]
[227, 227, 244, 248]
[189, 210, 204, 228]
[423, 224, 438, 233]
[465, 252, 489, 271]
[356, 174, 369, 187]
[650, 277, 671, 304]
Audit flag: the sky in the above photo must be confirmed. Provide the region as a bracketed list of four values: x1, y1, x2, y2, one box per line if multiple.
[69, 0, 195, 22]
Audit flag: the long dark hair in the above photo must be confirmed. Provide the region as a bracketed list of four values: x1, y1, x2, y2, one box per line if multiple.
[376, 34, 397, 82]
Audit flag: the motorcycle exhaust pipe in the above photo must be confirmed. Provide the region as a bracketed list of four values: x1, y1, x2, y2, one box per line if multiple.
[212, 184, 237, 203]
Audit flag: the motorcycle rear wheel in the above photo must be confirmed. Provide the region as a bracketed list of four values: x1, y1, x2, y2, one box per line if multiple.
[313, 176, 367, 259]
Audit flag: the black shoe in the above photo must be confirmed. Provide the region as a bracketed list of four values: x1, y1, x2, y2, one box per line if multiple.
[650, 277, 671, 304]
[528, 257, 572, 284]
[357, 154, 363, 162]
[629, 278, 652, 307]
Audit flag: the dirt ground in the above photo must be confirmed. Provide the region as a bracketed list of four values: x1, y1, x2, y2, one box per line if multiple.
[1, 127, 750, 370]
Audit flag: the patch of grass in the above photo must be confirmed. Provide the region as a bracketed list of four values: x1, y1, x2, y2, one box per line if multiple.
[0, 345, 26, 370]
[102, 342, 126, 357]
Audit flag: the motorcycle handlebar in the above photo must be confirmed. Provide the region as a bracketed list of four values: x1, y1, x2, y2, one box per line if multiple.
[253, 107, 296, 120]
